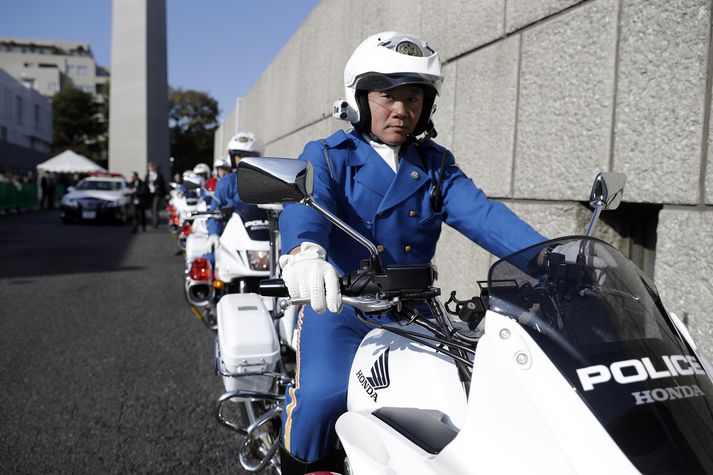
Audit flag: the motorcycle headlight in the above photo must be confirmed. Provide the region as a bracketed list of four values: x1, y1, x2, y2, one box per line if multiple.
[247, 250, 270, 271]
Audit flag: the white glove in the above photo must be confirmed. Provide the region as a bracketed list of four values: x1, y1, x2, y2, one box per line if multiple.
[550, 240, 617, 269]
[279, 242, 342, 314]
[207, 234, 220, 251]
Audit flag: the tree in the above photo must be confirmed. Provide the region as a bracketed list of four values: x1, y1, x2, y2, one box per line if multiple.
[52, 85, 106, 162]
[169, 88, 219, 174]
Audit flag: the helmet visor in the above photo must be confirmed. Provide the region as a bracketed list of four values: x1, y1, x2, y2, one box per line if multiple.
[355, 73, 441, 93]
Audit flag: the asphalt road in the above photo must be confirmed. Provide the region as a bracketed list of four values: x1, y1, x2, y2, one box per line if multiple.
[0, 210, 246, 474]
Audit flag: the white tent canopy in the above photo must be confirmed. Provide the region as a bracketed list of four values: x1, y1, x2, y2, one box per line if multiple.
[36, 150, 106, 174]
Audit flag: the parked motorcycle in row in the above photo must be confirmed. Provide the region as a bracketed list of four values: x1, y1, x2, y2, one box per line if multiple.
[184, 204, 271, 327]
[234, 156, 713, 475]
[182, 198, 298, 473]
[166, 173, 204, 252]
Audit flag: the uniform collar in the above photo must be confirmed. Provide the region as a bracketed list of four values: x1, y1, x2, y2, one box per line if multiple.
[323, 129, 352, 148]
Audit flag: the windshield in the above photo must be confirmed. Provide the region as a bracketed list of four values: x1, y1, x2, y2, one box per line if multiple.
[76, 180, 122, 191]
[488, 237, 713, 474]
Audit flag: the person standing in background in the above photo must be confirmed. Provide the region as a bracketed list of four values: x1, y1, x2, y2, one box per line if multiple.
[128, 171, 148, 233]
[145, 162, 166, 228]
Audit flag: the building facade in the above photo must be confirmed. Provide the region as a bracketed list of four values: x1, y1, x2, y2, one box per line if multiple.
[0, 67, 52, 173]
[216, 0, 713, 355]
[0, 37, 109, 99]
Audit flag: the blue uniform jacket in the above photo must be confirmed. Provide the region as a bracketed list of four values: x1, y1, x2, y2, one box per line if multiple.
[207, 171, 250, 236]
[279, 129, 546, 275]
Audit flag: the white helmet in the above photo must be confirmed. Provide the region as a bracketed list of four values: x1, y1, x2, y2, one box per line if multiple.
[227, 132, 264, 167]
[193, 163, 211, 178]
[213, 156, 231, 170]
[182, 170, 203, 189]
[337, 31, 443, 137]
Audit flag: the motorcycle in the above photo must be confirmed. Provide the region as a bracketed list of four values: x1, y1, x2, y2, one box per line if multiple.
[183, 177, 219, 267]
[166, 182, 202, 252]
[186, 200, 298, 472]
[184, 203, 275, 328]
[236, 156, 713, 474]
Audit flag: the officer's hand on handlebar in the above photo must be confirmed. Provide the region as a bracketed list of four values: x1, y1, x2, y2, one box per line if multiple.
[279, 242, 342, 314]
[548, 240, 617, 269]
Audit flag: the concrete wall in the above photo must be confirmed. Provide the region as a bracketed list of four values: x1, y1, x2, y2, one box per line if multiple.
[217, 0, 713, 355]
[108, 0, 169, 180]
[213, 98, 241, 164]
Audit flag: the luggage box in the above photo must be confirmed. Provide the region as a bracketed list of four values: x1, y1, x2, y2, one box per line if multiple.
[216, 293, 280, 396]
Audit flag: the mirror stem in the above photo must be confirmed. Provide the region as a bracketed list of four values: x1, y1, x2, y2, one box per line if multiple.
[303, 197, 383, 273]
[585, 202, 603, 237]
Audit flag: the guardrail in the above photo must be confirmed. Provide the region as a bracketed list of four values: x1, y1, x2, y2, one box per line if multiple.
[0, 182, 39, 211]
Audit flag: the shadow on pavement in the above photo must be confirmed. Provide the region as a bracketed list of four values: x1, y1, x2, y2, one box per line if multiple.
[0, 210, 156, 279]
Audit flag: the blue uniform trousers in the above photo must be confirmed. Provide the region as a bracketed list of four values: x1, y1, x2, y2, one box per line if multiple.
[281, 305, 371, 461]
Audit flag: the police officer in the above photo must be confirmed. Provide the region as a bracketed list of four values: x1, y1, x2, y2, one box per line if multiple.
[206, 132, 265, 251]
[277, 31, 548, 473]
[213, 156, 231, 180]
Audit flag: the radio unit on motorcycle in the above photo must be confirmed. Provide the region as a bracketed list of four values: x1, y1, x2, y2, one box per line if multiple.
[341, 263, 437, 299]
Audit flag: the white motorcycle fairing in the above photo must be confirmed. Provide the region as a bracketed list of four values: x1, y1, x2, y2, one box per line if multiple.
[337, 310, 639, 474]
[214, 212, 270, 283]
[184, 201, 210, 263]
[346, 326, 467, 425]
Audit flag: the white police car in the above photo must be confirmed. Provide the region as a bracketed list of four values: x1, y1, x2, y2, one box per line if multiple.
[60, 175, 130, 223]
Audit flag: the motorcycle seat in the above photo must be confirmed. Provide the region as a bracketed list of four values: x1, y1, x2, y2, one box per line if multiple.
[373, 406, 459, 455]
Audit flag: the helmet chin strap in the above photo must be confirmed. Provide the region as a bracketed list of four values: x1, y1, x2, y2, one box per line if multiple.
[412, 121, 437, 145]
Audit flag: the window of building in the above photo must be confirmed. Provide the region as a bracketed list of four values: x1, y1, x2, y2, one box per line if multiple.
[66, 64, 89, 75]
[24, 62, 35, 68]
[80, 85, 95, 94]
[3, 88, 11, 119]
[16, 95, 23, 125]
[38, 63, 57, 68]
[47, 82, 59, 93]
[21, 78, 35, 90]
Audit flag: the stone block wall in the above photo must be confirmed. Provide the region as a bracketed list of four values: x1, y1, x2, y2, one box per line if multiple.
[215, 0, 713, 354]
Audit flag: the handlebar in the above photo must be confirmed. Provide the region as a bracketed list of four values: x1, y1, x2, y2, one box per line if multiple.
[259, 278, 394, 314]
[187, 205, 235, 219]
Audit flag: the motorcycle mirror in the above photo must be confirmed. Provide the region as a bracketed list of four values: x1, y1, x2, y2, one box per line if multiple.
[589, 172, 626, 211]
[237, 156, 384, 273]
[237, 157, 313, 204]
[584, 172, 626, 236]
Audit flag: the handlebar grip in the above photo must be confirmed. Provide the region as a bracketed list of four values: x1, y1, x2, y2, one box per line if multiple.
[259, 278, 290, 297]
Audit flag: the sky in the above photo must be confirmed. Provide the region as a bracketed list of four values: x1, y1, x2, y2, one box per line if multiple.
[0, 0, 320, 120]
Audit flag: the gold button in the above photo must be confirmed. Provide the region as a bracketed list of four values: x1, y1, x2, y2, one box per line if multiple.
[410, 171, 419, 180]
[408, 210, 417, 217]
[404, 244, 412, 252]
[376, 244, 385, 253]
